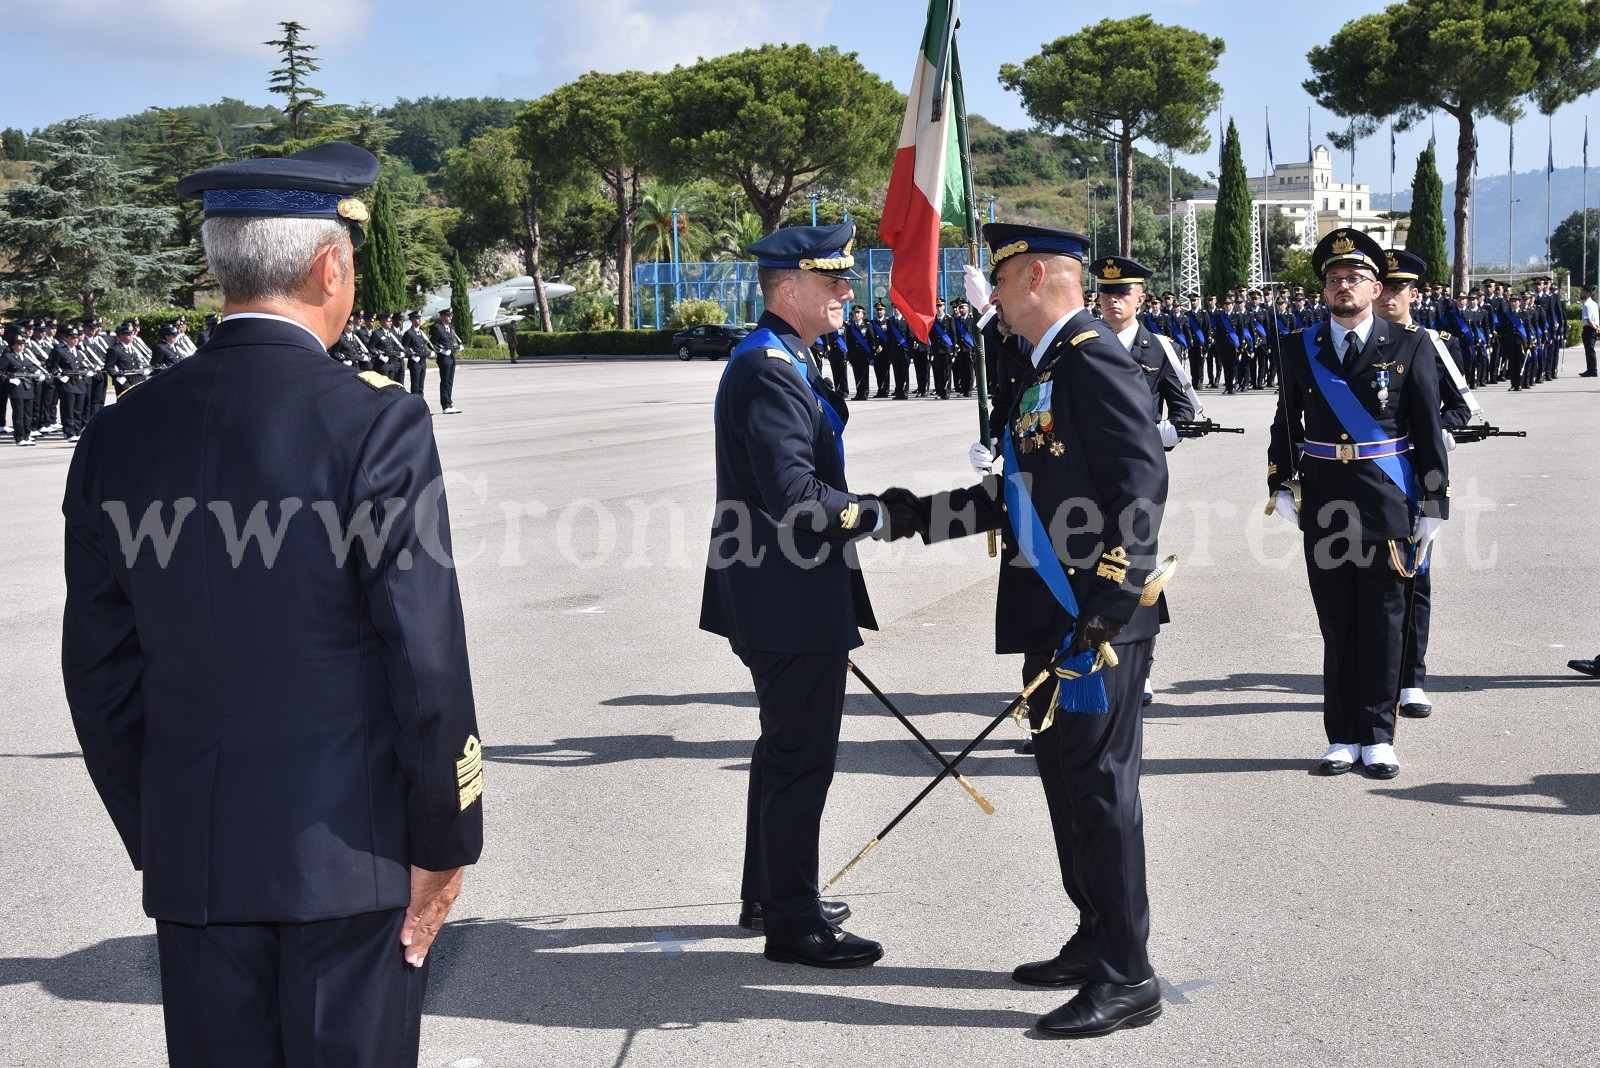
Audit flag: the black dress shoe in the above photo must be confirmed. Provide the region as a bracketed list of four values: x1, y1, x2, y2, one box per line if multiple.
[738, 898, 851, 932]
[1012, 942, 1093, 987]
[1017, 736, 1035, 755]
[1317, 757, 1354, 775]
[1399, 701, 1433, 719]
[764, 927, 883, 969]
[1364, 761, 1400, 780]
[1568, 657, 1600, 677]
[1035, 979, 1162, 1038]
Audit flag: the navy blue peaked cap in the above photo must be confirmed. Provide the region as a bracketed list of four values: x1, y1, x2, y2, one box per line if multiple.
[1312, 227, 1385, 279]
[747, 222, 860, 279]
[1089, 255, 1151, 292]
[983, 223, 1091, 276]
[176, 142, 381, 248]
[1381, 248, 1427, 284]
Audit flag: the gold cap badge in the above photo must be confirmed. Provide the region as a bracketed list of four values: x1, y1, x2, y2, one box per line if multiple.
[337, 197, 370, 224]
[1331, 234, 1355, 256]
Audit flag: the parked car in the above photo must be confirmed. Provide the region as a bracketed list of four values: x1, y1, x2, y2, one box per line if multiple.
[672, 323, 749, 360]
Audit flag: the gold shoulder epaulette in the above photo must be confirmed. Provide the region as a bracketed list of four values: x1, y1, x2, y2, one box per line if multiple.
[765, 348, 790, 360]
[1403, 323, 1419, 332]
[358, 370, 401, 390]
[1438, 330, 1453, 341]
[1139, 363, 1160, 373]
[1068, 330, 1099, 346]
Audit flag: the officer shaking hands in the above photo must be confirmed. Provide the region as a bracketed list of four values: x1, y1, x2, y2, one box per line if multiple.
[700, 222, 925, 971]
[61, 142, 482, 1068]
[917, 224, 1171, 1039]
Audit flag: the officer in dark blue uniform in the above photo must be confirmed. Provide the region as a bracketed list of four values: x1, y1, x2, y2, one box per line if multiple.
[700, 222, 923, 970]
[1267, 228, 1449, 780]
[429, 308, 464, 413]
[1376, 249, 1474, 722]
[917, 224, 1170, 1039]
[841, 304, 876, 400]
[62, 143, 483, 1068]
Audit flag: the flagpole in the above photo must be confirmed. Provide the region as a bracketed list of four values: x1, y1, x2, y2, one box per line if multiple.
[1389, 119, 1395, 219]
[950, 27, 997, 559]
[1584, 117, 1590, 287]
[1547, 114, 1553, 272]
[1509, 121, 1515, 280]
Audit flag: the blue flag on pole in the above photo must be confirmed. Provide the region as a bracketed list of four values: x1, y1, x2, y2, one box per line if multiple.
[1390, 124, 1396, 173]
[1548, 130, 1555, 176]
[1307, 109, 1314, 161]
[1267, 119, 1275, 172]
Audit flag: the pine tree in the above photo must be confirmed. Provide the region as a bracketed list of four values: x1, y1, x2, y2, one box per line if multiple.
[265, 21, 326, 145]
[136, 109, 225, 308]
[356, 178, 408, 314]
[449, 254, 473, 340]
[1204, 118, 1251, 296]
[0, 119, 186, 317]
[1405, 143, 1449, 284]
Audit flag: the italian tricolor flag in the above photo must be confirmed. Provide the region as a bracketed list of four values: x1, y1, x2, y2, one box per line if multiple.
[881, 0, 968, 344]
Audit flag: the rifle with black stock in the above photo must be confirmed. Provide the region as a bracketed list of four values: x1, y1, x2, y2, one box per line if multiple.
[1450, 423, 1526, 445]
[1172, 418, 1245, 439]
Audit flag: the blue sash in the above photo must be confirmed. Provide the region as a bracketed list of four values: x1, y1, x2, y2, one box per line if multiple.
[1301, 330, 1418, 508]
[846, 323, 872, 353]
[1185, 311, 1208, 345]
[1213, 311, 1241, 346]
[955, 318, 974, 346]
[1000, 428, 1108, 714]
[721, 327, 847, 469]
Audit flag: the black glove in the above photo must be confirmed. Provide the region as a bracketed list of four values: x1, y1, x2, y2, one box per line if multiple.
[1070, 614, 1124, 653]
[876, 486, 929, 541]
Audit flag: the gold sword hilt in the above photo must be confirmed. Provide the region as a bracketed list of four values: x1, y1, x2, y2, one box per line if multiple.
[986, 530, 997, 557]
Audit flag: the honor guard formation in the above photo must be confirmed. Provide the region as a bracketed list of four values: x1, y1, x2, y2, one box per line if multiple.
[23, 147, 1584, 1060]
[5, 287, 467, 454]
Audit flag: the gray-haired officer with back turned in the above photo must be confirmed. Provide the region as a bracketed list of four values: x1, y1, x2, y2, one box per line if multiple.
[61, 143, 482, 1067]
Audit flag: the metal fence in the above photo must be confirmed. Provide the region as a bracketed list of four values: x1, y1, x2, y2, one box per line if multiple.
[634, 246, 992, 329]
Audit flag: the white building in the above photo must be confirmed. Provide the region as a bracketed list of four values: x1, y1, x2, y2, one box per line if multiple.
[1178, 145, 1407, 250]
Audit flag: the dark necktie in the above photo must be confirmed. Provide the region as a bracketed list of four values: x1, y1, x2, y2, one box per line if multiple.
[1344, 333, 1361, 365]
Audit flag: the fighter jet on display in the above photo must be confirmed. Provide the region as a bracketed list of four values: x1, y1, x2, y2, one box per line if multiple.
[420, 276, 576, 343]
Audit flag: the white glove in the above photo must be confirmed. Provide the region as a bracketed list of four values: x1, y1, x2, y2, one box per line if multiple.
[1157, 420, 1180, 448]
[1270, 490, 1299, 524]
[57, 375, 68, 383]
[1442, 429, 1457, 452]
[968, 441, 1003, 476]
[115, 376, 126, 384]
[7, 378, 17, 386]
[962, 264, 992, 311]
[1412, 515, 1443, 559]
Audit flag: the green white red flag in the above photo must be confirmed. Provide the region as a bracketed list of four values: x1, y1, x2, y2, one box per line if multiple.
[880, 0, 969, 344]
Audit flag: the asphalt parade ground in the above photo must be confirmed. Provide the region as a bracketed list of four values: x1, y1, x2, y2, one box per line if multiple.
[2, 353, 1597, 1067]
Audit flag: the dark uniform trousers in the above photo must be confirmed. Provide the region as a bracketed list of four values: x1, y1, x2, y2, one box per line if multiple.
[1402, 566, 1432, 692]
[408, 357, 427, 396]
[157, 907, 427, 1068]
[735, 646, 847, 940]
[437, 358, 456, 410]
[1304, 533, 1407, 747]
[1024, 639, 1154, 987]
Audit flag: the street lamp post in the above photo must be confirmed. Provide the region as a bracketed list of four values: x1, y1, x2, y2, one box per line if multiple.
[1510, 197, 1523, 282]
[809, 193, 818, 226]
[671, 208, 682, 306]
[986, 194, 997, 223]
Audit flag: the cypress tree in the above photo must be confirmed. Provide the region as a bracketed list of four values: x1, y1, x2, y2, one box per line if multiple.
[356, 177, 405, 314]
[1205, 118, 1251, 296]
[449, 254, 473, 340]
[1405, 143, 1449, 284]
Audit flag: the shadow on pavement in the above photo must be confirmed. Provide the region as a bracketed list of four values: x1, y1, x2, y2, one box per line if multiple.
[424, 920, 1034, 1031]
[486, 740, 1312, 780]
[1373, 773, 1600, 815]
[0, 933, 160, 1005]
[0, 923, 1034, 1034]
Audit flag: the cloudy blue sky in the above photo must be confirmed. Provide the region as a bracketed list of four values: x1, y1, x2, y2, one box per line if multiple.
[7, 0, 1597, 199]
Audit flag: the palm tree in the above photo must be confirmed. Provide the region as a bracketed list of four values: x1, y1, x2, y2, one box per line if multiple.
[632, 182, 710, 263]
[711, 211, 766, 261]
